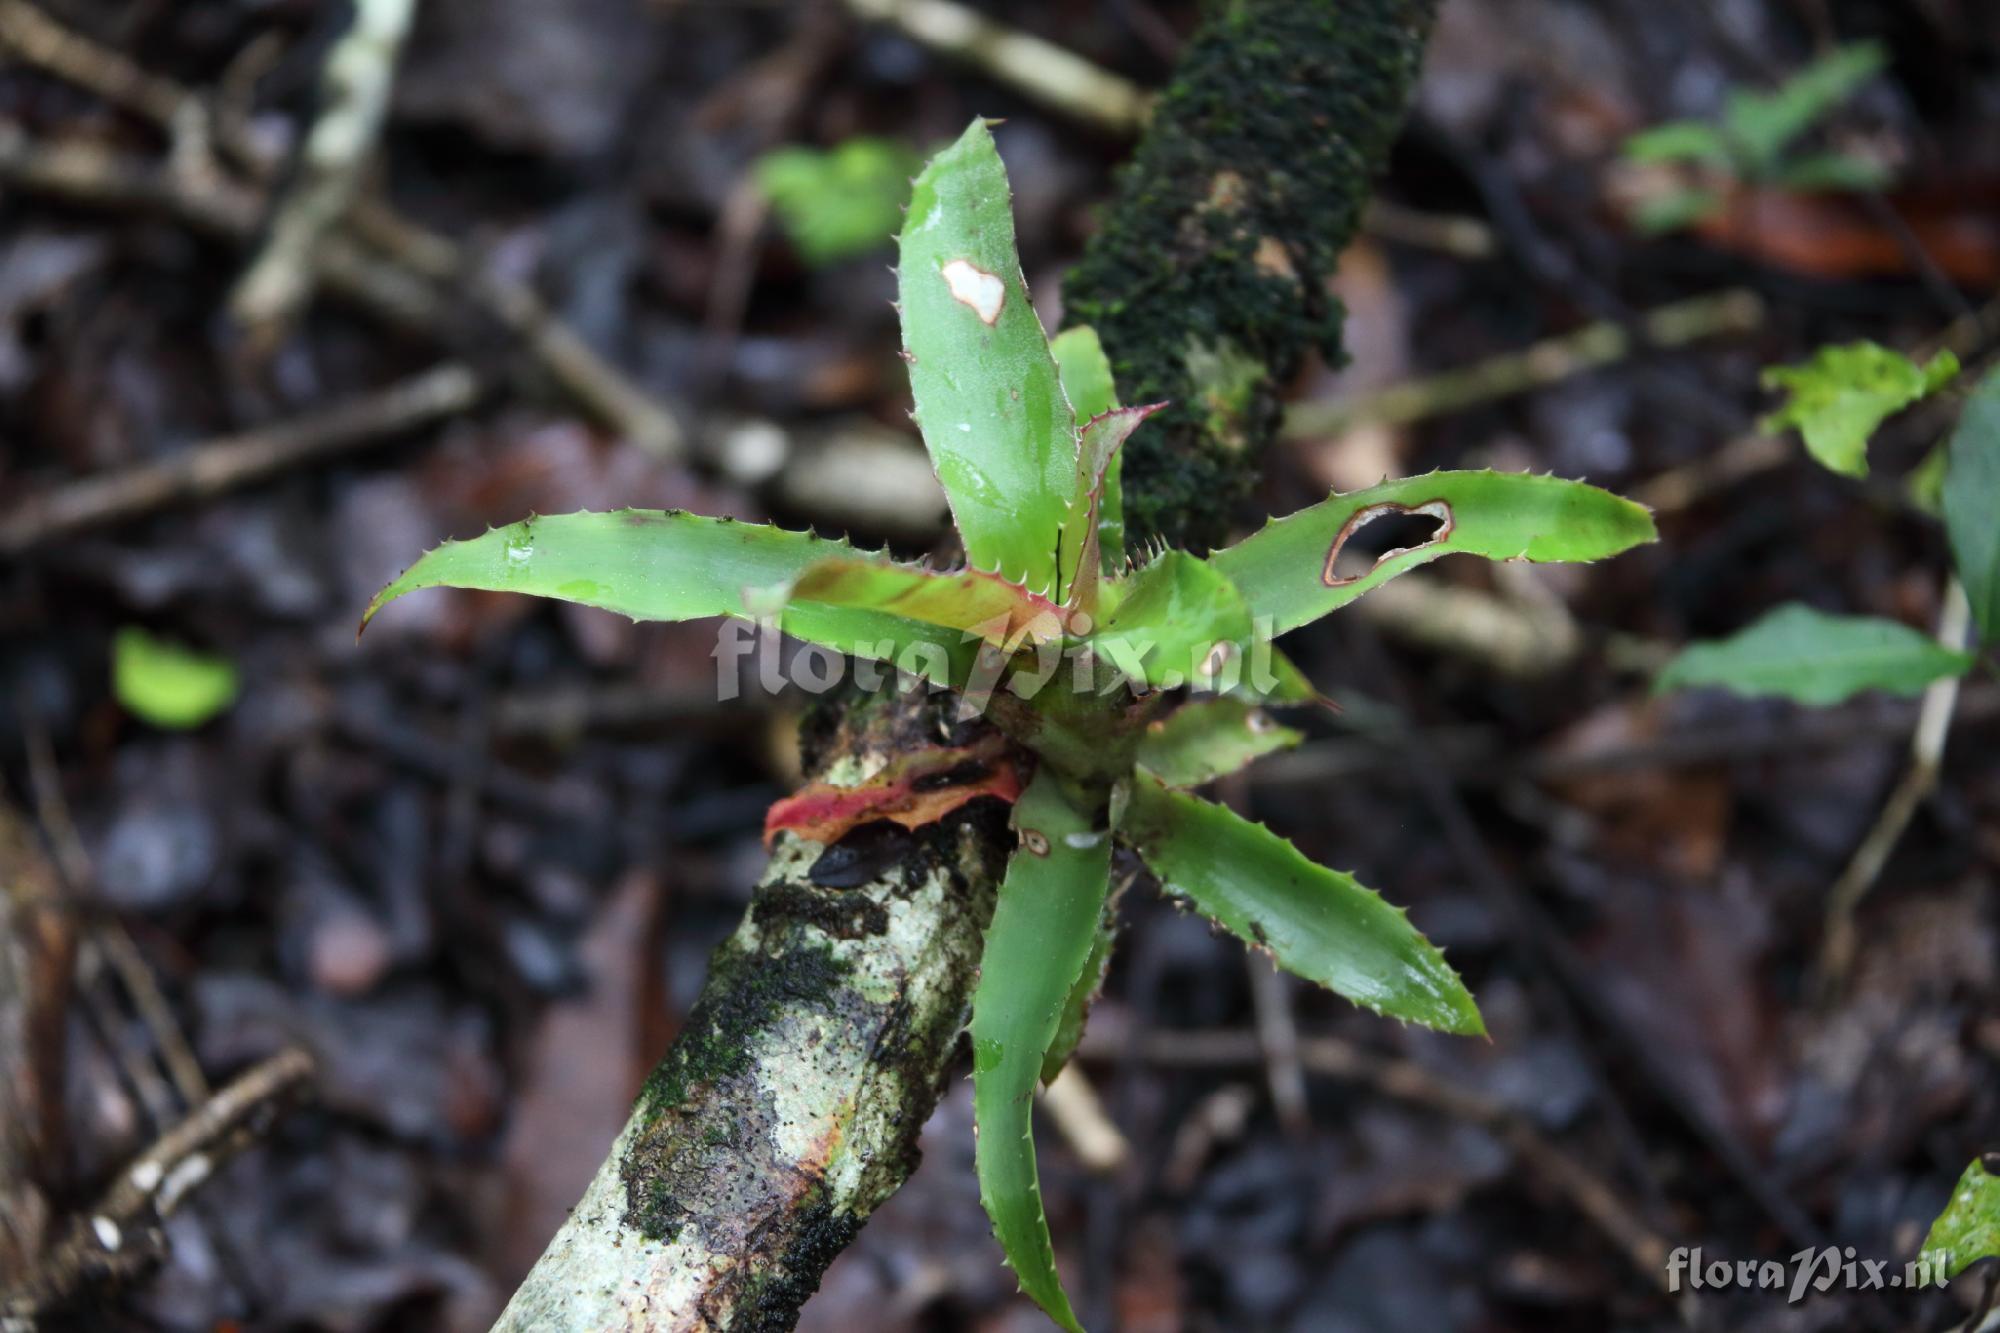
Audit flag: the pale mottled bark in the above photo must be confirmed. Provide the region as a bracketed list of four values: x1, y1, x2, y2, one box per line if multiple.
[494, 688, 1004, 1331]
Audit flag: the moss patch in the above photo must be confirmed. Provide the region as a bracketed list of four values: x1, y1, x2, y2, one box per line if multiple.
[1063, 0, 1438, 552]
[632, 938, 854, 1127]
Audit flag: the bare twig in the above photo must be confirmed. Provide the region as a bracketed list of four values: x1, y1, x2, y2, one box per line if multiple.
[0, 4, 684, 459]
[1245, 954, 1309, 1138]
[21, 727, 208, 1112]
[229, 0, 416, 349]
[844, 0, 1152, 137]
[0, 803, 72, 1296]
[1817, 577, 1973, 989]
[1283, 288, 1765, 440]
[1038, 1065, 1130, 1175]
[0, 1048, 315, 1323]
[0, 363, 482, 554]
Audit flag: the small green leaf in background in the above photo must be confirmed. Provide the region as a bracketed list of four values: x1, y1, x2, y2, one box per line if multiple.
[1919, 1155, 2000, 1280]
[753, 137, 920, 267]
[1632, 187, 1726, 236]
[113, 626, 237, 729]
[1760, 342, 1959, 477]
[1622, 120, 1733, 167]
[1944, 365, 2000, 644]
[1724, 41, 1887, 174]
[1117, 776, 1484, 1035]
[1773, 149, 1892, 192]
[1906, 440, 1948, 517]
[1656, 603, 1973, 705]
[1136, 697, 1302, 788]
[971, 770, 1111, 1333]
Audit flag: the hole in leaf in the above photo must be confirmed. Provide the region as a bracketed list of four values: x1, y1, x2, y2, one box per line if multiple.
[1321, 501, 1452, 587]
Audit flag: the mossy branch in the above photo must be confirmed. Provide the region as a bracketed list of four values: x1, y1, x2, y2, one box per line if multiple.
[1065, 0, 1437, 551]
[498, 2, 1439, 1327]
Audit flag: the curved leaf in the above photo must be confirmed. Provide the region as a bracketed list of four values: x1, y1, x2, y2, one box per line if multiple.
[1136, 697, 1302, 788]
[776, 556, 1068, 648]
[1090, 550, 1255, 691]
[1945, 366, 2000, 644]
[1051, 325, 1126, 571]
[1656, 603, 1973, 704]
[1208, 470, 1657, 637]
[1040, 905, 1116, 1086]
[1061, 404, 1159, 616]
[971, 769, 1111, 1333]
[1117, 777, 1483, 1035]
[900, 120, 1075, 595]
[364, 509, 979, 686]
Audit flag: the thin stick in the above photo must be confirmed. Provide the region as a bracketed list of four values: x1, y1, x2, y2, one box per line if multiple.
[229, 0, 416, 348]
[0, 1048, 315, 1321]
[0, 3, 684, 460]
[1245, 955, 1309, 1137]
[1817, 578, 1973, 989]
[1283, 288, 1765, 440]
[845, 0, 1152, 137]
[0, 363, 481, 554]
[1037, 1065, 1130, 1174]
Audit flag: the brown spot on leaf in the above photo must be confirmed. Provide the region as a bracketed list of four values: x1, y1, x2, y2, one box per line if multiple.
[1021, 829, 1051, 856]
[1320, 500, 1453, 588]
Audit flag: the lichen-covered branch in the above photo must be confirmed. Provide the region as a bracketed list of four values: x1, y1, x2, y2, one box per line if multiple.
[500, 3, 1439, 1327]
[494, 689, 1006, 1331]
[1064, 0, 1438, 551]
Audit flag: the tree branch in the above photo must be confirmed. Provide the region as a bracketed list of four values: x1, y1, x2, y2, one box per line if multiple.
[499, 3, 1440, 1327]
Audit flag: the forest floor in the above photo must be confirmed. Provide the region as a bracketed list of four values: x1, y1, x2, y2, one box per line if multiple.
[2, 1, 1997, 1330]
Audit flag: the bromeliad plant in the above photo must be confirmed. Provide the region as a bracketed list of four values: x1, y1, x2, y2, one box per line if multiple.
[365, 121, 1657, 1330]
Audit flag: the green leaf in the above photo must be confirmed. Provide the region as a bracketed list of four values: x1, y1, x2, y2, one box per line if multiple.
[1091, 549, 1254, 691]
[900, 120, 1075, 595]
[1760, 342, 1959, 477]
[1656, 603, 1973, 705]
[1622, 120, 1734, 167]
[1906, 440, 1948, 518]
[1920, 1156, 2000, 1281]
[1050, 326, 1125, 570]
[1945, 366, 2000, 643]
[1773, 149, 1892, 193]
[1041, 905, 1116, 1086]
[112, 627, 237, 730]
[1060, 404, 1157, 616]
[1117, 776, 1483, 1034]
[754, 137, 920, 266]
[775, 556, 1067, 648]
[364, 510, 979, 687]
[971, 769, 1111, 1333]
[1631, 187, 1726, 236]
[1208, 470, 1657, 637]
[1227, 644, 1324, 708]
[1724, 41, 1887, 174]
[1136, 697, 1302, 788]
